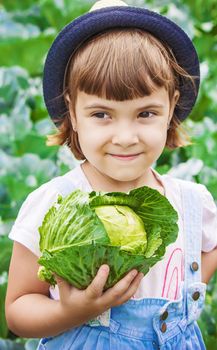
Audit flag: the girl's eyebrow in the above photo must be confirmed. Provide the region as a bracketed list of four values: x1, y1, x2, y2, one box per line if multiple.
[134, 103, 165, 110]
[84, 104, 114, 110]
[84, 103, 164, 110]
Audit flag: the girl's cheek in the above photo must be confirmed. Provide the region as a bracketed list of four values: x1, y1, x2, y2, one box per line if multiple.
[141, 128, 166, 144]
[78, 130, 107, 147]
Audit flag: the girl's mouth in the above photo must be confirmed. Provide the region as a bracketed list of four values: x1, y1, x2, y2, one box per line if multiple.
[109, 153, 142, 161]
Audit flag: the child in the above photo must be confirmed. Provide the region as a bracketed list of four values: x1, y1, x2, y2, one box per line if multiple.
[5, 0, 217, 349]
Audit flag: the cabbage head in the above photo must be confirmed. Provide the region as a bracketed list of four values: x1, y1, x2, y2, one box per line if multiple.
[94, 205, 147, 254]
[38, 186, 178, 289]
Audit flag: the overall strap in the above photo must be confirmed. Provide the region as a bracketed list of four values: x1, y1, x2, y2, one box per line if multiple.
[178, 179, 203, 288]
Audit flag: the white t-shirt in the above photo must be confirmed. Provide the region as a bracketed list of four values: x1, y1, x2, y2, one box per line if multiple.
[9, 165, 217, 300]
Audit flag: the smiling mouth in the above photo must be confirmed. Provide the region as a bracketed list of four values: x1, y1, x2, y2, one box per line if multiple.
[108, 153, 143, 160]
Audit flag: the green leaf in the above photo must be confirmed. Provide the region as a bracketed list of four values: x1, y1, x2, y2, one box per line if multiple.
[1, 1, 38, 11]
[129, 186, 179, 246]
[11, 132, 58, 159]
[0, 151, 57, 220]
[39, 190, 110, 252]
[0, 34, 55, 75]
[144, 226, 162, 258]
[40, 0, 94, 30]
[0, 273, 8, 338]
[38, 243, 154, 290]
[0, 236, 13, 274]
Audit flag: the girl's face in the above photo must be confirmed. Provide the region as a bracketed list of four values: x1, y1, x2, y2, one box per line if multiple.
[71, 87, 179, 190]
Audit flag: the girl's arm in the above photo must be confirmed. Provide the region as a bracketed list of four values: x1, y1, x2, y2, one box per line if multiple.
[5, 242, 143, 338]
[201, 248, 217, 284]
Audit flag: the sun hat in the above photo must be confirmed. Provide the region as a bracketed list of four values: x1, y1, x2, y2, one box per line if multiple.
[43, 0, 200, 126]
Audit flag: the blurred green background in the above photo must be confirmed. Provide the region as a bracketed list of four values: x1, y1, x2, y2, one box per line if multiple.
[0, 0, 217, 349]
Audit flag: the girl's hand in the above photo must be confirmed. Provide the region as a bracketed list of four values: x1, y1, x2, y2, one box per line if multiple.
[6, 242, 143, 337]
[56, 265, 143, 327]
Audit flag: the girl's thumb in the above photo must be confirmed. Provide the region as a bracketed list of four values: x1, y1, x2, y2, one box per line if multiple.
[86, 265, 110, 299]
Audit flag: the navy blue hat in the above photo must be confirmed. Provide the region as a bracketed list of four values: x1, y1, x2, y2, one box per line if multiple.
[43, 0, 200, 126]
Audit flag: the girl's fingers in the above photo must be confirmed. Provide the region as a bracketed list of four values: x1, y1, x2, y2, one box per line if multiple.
[116, 272, 144, 304]
[54, 274, 73, 299]
[102, 269, 139, 303]
[85, 265, 110, 299]
[56, 268, 143, 311]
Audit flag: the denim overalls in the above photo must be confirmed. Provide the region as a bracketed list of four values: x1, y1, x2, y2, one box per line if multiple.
[38, 179, 206, 349]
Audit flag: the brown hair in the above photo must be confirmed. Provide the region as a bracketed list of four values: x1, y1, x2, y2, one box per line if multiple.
[47, 28, 195, 160]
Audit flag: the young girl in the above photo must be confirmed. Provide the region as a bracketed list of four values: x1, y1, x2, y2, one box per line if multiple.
[5, 0, 217, 349]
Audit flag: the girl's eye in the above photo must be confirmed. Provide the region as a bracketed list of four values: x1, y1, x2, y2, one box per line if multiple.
[92, 112, 110, 120]
[139, 111, 155, 119]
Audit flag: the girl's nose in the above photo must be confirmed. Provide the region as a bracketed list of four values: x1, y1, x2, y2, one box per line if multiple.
[112, 126, 139, 148]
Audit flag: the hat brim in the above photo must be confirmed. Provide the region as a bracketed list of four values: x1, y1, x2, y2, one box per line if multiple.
[43, 6, 200, 125]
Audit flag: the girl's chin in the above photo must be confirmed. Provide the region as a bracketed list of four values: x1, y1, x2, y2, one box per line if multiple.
[104, 170, 145, 183]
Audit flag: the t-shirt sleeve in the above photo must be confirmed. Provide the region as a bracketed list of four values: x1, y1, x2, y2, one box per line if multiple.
[201, 185, 217, 252]
[8, 183, 59, 257]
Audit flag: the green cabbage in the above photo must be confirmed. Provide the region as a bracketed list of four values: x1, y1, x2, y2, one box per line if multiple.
[38, 186, 178, 289]
[94, 205, 147, 254]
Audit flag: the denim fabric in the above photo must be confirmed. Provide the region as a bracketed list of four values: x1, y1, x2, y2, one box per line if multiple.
[37, 180, 206, 350]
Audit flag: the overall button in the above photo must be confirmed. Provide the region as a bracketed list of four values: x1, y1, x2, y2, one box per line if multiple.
[191, 261, 199, 271]
[192, 291, 200, 301]
[160, 322, 167, 333]
[160, 310, 168, 321]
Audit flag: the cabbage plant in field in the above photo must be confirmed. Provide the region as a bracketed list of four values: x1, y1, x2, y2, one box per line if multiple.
[38, 186, 178, 289]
